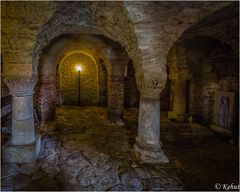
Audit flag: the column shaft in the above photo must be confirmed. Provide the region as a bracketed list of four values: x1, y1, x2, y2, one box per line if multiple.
[12, 95, 35, 145]
[138, 97, 160, 146]
[108, 75, 124, 122]
[134, 96, 169, 163]
[35, 76, 56, 123]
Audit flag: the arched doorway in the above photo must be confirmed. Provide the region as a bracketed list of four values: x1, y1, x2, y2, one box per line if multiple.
[58, 52, 99, 106]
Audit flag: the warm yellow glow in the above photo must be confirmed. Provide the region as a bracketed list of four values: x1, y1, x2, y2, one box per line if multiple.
[76, 65, 82, 71]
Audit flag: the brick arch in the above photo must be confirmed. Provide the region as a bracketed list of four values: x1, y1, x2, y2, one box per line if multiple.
[32, 1, 142, 79]
[37, 34, 112, 78]
[57, 50, 99, 76]
[58, 52, 100, 106]
[167, 35, 233, 79]
[35, 46, 110, 125]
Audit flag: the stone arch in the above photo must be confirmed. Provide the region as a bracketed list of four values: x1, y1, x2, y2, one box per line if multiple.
[32, 1, 142, 78]
[34, 28, 109, 75]
[57, 50, 99, 76]
[35, 32, 130, 126]
[37, 34, 112, 78]
[35, 35, 111, 124]
[58, 52, 100, 106]
[54, 37, 111, 76]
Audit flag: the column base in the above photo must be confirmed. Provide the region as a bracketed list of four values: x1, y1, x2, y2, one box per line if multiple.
[107, 110, 125, 126]
[38, 121, 57, 134]
[2, 136, 41, 163]
[168, 111, 186, 122]
[133, 140, 169, 164]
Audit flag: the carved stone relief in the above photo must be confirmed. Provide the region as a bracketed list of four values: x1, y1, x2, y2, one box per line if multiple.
[136, 72, 167, 99]
[213, 91, 235, 130]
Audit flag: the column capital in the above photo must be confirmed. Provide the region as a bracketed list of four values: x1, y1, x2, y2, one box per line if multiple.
[3, 74, 38, 96]
[136, 72, 167, 99]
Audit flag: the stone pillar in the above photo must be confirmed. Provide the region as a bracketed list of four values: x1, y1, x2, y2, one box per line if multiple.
[35, 76, 56, 124]
[2, 75, 41, 163]
[106, 47, 128, 125]
[108, 75, 124, 124]
[168, 78, 187, 122]
[134, 73, 169, 163]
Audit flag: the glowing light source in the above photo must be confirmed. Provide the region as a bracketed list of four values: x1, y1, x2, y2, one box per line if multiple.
[76, 65, 82, 71]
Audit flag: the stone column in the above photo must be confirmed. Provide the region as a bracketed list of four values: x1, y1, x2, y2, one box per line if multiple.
[2, 75, 41, 163]
[108, 75, 124, 123]
[35, 76, 56, 125]
[134, 73, 169, 163]
[106, 48, 128, 125]
[168, 78, 187, 122]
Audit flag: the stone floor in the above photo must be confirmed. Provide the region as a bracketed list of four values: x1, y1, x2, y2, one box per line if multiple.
[1, 106, 239, 191]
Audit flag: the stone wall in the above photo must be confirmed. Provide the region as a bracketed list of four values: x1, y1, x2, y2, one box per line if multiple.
[59, 53, 99, 106]
[168, 35, 238, 127]
[1, 1, 56, 76]
[189, 40, 238, 126]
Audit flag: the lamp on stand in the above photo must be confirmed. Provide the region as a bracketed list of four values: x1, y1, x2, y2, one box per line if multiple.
[76, 65, 82, 106]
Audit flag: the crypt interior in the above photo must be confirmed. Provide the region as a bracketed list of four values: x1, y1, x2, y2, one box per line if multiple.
[1, 1, 239, 191]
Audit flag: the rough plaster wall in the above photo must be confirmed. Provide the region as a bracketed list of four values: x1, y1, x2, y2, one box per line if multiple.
[1, 1, 56, 75]
[59, 53, 99, 106]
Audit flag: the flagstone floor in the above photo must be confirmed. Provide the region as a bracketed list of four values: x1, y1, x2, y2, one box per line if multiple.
[1, 106, 238, 191]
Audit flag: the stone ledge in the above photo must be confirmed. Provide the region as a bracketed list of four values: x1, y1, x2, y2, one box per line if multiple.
[210, 124, 232, 136]
[2, 136, 41, 163]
